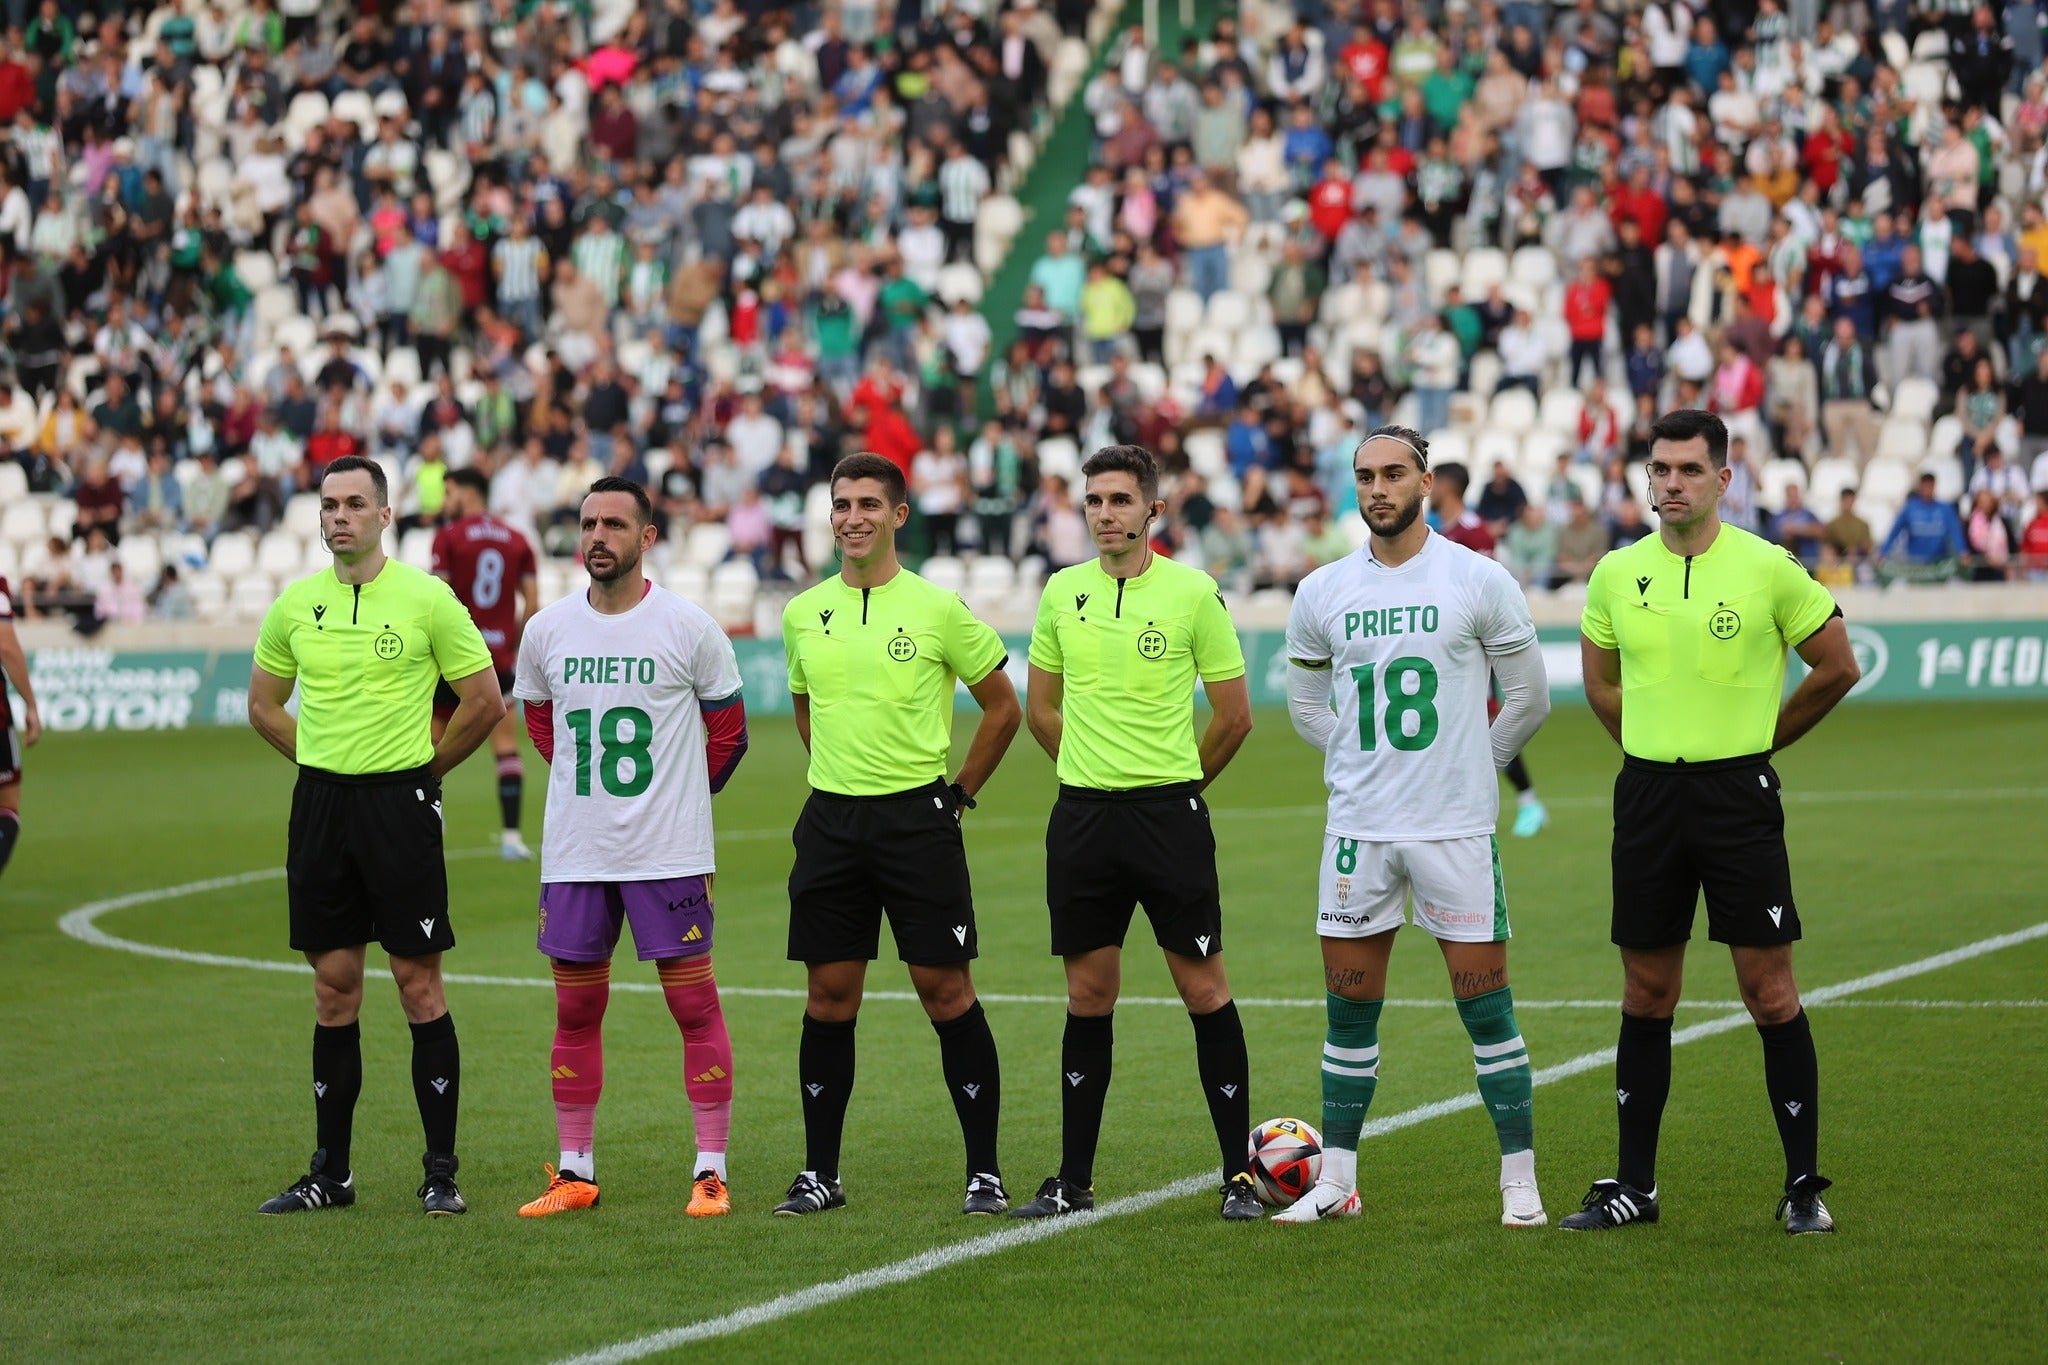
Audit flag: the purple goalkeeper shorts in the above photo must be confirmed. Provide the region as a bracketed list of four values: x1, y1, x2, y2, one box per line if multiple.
[537, 877, 715, 963]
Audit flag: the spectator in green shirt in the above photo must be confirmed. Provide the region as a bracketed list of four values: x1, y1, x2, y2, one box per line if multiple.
[1080, 259, 1135, 363]
[877, 258, 929, 371]
[1421, 47, 1475, 130]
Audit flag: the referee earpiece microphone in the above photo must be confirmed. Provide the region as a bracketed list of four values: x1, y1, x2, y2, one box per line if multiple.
[1127, 509, 1160, 540]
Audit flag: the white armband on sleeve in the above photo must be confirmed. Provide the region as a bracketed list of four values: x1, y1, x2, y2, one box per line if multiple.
[1287, 661, 1338, 751]
[1488, 642, 1552, 770]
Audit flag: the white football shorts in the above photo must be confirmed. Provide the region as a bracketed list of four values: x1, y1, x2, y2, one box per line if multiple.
[1315, 832, 1510, 943]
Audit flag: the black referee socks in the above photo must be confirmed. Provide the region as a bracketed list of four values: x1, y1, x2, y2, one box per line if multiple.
[932, 1000, 1001, 1178]
[1615, 1011, 1674, 1193]
[312, 1020, 362, 1176]
[1757, 1009, 1820, 1191]
[799, 1013, 857, 1183]
[1191, 1001, 1252, 1179]
[1060, 1011, 1114, 1188]
[408, 1012, 460, 1158]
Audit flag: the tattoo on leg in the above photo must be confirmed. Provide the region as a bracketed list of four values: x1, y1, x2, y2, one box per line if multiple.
[1451, 966, 1507, 997]
[1327, 966, 1371, 993]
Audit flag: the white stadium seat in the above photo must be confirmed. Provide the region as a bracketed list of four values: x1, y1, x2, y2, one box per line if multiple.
[1035, 436, 1081, 483]
[1875, 420, 1928, 462]
[228, 572, 276, 619]
[1472, 429, 1521, 472]
[684, 523, 732, 568]
[187, 572, 228, 618]
[1460, 248, 1509, 299]
[1184, 428, 1227, 479]
[1488, 388, 1538, 436]
[1889, 377, 1941, 425]
[1862, 456, 1914, 506]
[257, 530, 304, 575]
[1520, 428, 1568, 469]
[920, 555, 966, 592]
[118, 536, 163, 583]
[1510, 246, 1558, 292]
[282, 493, 321, 540]
[208, 531, 257, 577]
[1808, 456, 1859, 509]
[1760, 459, 1808, 513]
[1, 499, 43, 550]
[1538, 388, 1584, 436]
[398, 527, 436, 569]
[1205, 290, 1251, 333]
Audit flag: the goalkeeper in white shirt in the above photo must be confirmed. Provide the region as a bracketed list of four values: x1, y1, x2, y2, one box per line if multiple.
[1276, 426, 1554, 1227]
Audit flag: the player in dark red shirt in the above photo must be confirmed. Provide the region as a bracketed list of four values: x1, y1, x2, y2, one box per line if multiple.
[1429, 464, 1548, 837]
[0, 576, 41, 881]
[432, 468, 541, 860]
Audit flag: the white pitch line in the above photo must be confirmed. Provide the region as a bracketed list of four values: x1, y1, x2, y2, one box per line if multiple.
[550, 919, 2048, 1365]
[53, 872, 2048, 1015]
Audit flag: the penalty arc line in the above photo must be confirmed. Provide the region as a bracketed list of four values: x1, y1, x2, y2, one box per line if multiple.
[548, 919, 2048, 1365]
[53, 872, 2045, 1012]
[54, 870, 2048, 1013]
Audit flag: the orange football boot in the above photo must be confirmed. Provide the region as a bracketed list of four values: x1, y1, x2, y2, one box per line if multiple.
[686, 1169, 730, 1217]
[518, 1164, 601, 1217]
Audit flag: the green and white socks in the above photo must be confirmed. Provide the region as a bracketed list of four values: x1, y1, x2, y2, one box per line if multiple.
[1318, 993, 1382, 1191]
[1316, 987, 1537, 1193]
[1457, 985, 1535, 1187]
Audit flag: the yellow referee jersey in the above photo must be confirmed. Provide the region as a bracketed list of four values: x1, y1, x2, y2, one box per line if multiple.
[1582, 525, 1838, 763]
[255, 561, 494, 774]
[783, 569, 1008, 796]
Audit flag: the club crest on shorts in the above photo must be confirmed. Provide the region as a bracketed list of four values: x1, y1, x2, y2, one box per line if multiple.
[1334, 875, 1351, 907]
[1709, 608, 1741, 640]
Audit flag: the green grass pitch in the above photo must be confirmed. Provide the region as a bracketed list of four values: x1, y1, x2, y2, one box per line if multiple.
[3, 701, 2045, 1362]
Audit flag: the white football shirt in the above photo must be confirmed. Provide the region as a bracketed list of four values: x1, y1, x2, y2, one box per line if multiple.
[1285, 530, 1538, 841]
[514, 583, 744, 882]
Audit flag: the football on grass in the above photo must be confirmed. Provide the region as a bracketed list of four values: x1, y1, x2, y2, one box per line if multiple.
[1248, 1117, 1323, 1207]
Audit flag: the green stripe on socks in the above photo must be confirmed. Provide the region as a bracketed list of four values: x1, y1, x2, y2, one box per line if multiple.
[1321, 993, 1383, 1151]
[1457, 986, 1533, 1155]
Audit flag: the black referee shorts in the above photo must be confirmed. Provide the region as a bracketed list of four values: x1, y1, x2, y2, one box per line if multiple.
[432, 666, 517, 717]
[787, 782, 977, 966]
[1611, 752, 1801, 950]
[1047, 782, 1223, 960]
[287, 765, 455, 958]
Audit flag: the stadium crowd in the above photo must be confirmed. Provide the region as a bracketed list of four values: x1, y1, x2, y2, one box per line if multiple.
[9, 0, 2048, 635]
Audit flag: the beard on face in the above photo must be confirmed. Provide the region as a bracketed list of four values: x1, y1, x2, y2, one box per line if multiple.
[586, 542, 639, 582]
[1364, 487, 1425, 539]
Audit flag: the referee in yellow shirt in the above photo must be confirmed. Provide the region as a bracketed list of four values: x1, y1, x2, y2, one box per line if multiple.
[775, 453, 1023, 1218]
[1559, 411, 1860, 1237]
[1008, 444, 1263, 1222]
[247, 457, 504, 1217]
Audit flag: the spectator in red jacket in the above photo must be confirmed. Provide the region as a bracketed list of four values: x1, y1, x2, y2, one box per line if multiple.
[439, 222, 489, 313]
[1800, 106, 1853, 198]
[1608, 165, 1668, 245]
[1308, 158, 1353, 241]
[1564, 257, 1612, 387]
[0, 41, 33, 125]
